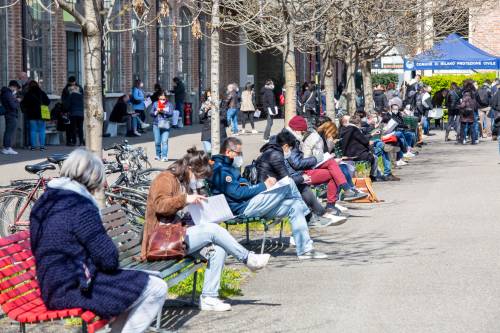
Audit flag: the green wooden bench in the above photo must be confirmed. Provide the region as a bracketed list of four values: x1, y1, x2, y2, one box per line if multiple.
[101, 205, 203, 331]
[224, 217, 285, 254]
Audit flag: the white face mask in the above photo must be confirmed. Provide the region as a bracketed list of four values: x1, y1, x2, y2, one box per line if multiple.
[189, 175, 204, 191]
[140, 83, 144, 88]
[232, 156, 244, 169]
[284, 149, 292, 159]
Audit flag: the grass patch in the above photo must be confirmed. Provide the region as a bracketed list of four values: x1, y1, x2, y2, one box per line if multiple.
[169, 267, 247, 299]
[225, 219, 291, 235]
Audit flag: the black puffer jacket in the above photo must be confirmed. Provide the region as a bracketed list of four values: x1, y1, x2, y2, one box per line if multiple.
[260, 86, 276, 109]
[339, 125, 371, 161]
[446, 89, 460, 116]
[373, 89, 388, 112]
[256, 138, 303, 184]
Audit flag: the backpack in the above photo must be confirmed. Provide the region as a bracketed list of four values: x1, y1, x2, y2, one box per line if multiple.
[130, 89, 141, 105]
[477, 87, 490, 107]
[242, 160, 259, 185]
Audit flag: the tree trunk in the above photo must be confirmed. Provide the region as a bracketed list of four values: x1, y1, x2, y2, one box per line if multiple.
[210, 0, 221, 154]
[360, 60, 373, 113]
[345, 48, 357, 115]
[283, 29, 297, 126]
[82, 2, 105, 206]
[322, 54, 336, 120]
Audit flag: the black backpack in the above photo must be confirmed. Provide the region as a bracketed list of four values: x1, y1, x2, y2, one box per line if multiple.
[477, 87, 490, 107]
[242, 160, 259, 185]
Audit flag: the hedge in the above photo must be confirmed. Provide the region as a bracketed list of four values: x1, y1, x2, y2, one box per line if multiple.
[372, 73, 399, 87]
[421, 72, 497, 92]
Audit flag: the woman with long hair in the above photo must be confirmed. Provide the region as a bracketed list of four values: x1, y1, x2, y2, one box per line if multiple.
[240, 82, 257, 133]
[142, 148, 270, 311]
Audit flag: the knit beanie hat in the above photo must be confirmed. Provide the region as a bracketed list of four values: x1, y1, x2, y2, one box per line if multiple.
[288, 116, 308, 131]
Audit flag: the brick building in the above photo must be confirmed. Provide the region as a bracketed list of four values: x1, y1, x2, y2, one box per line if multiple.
[469, 5, 500, 57]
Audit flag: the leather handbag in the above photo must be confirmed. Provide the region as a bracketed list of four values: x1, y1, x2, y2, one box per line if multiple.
[146, 223, 187, 261]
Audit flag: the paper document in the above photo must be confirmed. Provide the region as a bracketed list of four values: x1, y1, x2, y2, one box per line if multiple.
[262, 176, 291, 194]
[314, 152, 334, 168]
[144, 97, 152, 109]
[187, 194, 235, 225]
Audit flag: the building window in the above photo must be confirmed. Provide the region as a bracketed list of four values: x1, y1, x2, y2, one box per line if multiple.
[104, 32, 122, 93]
[132, 14, 149, 89]
[0, 0, 8, 88]
[157, 7, 172, 90]
[23, 0, 53, 92]
[179, 7, 192, 96]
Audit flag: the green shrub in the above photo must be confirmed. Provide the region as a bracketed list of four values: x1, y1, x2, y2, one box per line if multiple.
[372, 73, 399, 87]
[421, 72, 496, 92]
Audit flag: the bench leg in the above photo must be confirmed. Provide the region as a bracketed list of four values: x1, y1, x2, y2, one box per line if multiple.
[191, 270, 198, 305]
[19, 323, 26, 333]
[245, 222, 250, 244]
[278, 219, 284, 245]
[261, 221, 269, 254]
[81, 321, 88, 333]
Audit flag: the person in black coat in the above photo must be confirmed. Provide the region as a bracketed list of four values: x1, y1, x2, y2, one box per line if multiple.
[339, 115, 378, 178]
[109, 94, 141, 136]
[21, 81, 50, 150]
[261, 79, 276, 141]
[63, 85, 85, 146]
[0, 81, 21, 154]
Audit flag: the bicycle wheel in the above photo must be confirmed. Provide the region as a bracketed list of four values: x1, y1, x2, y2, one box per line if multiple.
[0, 190, 36, 236]
[136, 168, 164, 184]
[105, 189, 147, 226]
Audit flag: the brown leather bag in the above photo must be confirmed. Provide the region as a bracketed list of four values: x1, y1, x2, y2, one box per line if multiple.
[146, 223, 187, 261]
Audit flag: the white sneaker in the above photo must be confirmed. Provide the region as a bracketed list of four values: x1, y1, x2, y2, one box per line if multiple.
[298, 250, 328, 260]
[239, 130, 246, 135]
[161, 157, 168, 162]
[199, 296, 231, 312]
[289, 236, 296, 247]
[1, 148, 18, 155]
[396, 160, 407, 167]
[246, 252, 270, 272]
[133, 131, 142, 137]
[321, 213, 347, 226]
[154, 156, 160, 161]
[403, 152, 415, 158]
[141, 122, 151, 130]
[251, 129, 258, 134]
[335, 203, 348, 213]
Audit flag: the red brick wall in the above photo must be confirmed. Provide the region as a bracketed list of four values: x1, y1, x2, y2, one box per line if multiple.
[7, 2, 23, 82]
[469, 6, 500, 56]
[51, 9, 67, 95]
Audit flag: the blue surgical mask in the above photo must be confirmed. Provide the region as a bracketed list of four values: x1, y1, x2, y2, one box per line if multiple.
[232, 156, 244, 169]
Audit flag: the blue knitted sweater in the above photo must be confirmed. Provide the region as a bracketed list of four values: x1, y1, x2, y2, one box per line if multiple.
[30, 186, 148, 319]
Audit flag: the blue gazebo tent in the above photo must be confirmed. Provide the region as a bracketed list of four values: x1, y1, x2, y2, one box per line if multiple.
[404, 33, 500, 70]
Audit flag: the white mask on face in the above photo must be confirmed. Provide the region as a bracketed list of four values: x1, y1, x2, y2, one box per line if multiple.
[189, 175, 204, 191]
[140, 83, 144, 88]
[232, 156, 244, 169]
[284, 149, 292, 159]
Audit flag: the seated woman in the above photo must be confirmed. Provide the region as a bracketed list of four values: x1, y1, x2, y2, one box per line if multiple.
[287, 116, 367, 215]
[109, 94, 141, 137]
[30, 149, 166, 333]
[141, 147, 270, 312]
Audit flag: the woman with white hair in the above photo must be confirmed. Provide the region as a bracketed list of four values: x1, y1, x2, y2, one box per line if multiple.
[225, 83, 240, 135]
[29, 149, 167, 333]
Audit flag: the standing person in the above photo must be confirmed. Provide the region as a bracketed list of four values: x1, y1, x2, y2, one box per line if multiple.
[301, 82, 316, 124]
[385, 82, 398, 100]
[131, 79, 146, 123]
[261, 79, 276, 142]
[172, 77, 186, 126]
[373, 84, 388, 113]
[445, 82, 461, 142]
[150, 83, 163, 104]
[199, 90, 227, 154]
[150, 92, 174, 161]
[421, 85, 433, 135]
[225, 83, 240, 136]
[18, 72, 32, 149]
[0, 80, 21, 154]
[63, 85, 85, 146]
[458, 86, 478, 145]
[61, 76, 83, 101]
[21, 81, 50, 151]
[490, 80, 500, 141]
[30, 149, 168, 333]
[240, 83, 257, 134]
[477, 81, 492, 137]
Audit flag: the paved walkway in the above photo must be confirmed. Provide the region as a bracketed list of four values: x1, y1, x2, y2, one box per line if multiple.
[180, 133, 500, 333]
[1, 128, 500, 332]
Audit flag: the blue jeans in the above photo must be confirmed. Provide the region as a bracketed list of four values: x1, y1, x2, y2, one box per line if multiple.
[153, 125, 170, 158]
[227, 108, 239, 134]
[461, 122, 478, 143]
[29, 120, 46, 148]
[403, 131, 416, 148]
[175, 99, 184, 125]
[243, 181, 313, 256]
[3, 114, 17, 148]
[339, 163, 354, 188]
[373, 140, 392, 177]
[202, 141, 211, 154]
[473, 111, 479, 141]
[186, 223, 249, 297]
[422, 116, 430, 135]
[395, 131, 408, 160]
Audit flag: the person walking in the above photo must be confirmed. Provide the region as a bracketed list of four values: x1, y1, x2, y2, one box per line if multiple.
[240, 83, 257, 134]
[261, 79, 277, 142]
[150, 92, 174, 161]
[63, 84, 85, 146]
[458, 86, 479, 145]
[445, 83, 461, 142]
[131, 79, 146, 124]
[21, 81, 50, 151]
[172, 77, 186, 127]
[0, 80, 21, 154]
[225, 83, 240, 136]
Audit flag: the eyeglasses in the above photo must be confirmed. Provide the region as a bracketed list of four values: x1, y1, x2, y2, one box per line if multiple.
[230, 149, 243, 156]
